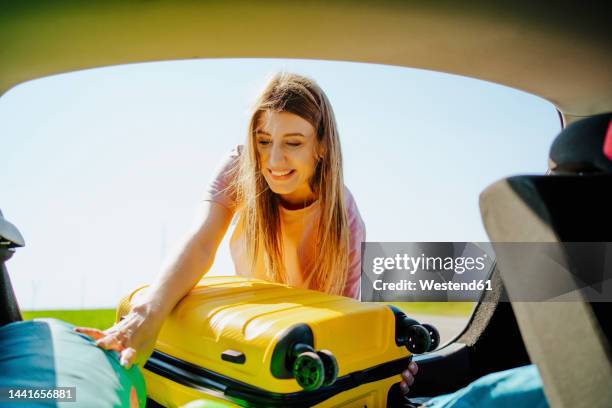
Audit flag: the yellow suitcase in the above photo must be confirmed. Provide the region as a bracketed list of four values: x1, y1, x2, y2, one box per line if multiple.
[117, 277, 439, 408]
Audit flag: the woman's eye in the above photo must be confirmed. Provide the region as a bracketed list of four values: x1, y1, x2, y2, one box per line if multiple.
[257, 140, 271, 146]
[286, 142, 302, 147]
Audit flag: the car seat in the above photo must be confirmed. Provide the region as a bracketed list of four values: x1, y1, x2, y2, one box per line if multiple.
[478, 113, 612, 407]
[0, 209, 25, 327]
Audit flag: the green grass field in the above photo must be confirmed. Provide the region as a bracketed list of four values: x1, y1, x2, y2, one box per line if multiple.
[22, 309, 117, 330]
[22, 302, 473, 330]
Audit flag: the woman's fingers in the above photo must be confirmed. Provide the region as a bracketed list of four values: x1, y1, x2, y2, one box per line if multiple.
[75, 311, 161, 370]
[402, 369, 415, 386]
[399, 380, 410, 395]
[74, 327, 105, 340]
[95, 334, 126, 352]
[75, 325, 139, 368]
[74, 313, 155, 371]
[400, 367, 415, 395]
[120, 347, 137, 368]
[399, 361, 419, 395]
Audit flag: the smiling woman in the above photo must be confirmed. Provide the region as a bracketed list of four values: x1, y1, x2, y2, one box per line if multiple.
[75, 71, 380, 377]
[220, 72, 361, 298]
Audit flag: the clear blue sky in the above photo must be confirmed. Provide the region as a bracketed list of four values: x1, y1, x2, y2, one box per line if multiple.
[0, 58, 559, 309]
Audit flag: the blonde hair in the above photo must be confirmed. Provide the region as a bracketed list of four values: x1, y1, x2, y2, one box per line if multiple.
[229, 72, 349, 295]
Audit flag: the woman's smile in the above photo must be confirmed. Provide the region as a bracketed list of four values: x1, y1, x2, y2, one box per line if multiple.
[269, 168, 296, 180]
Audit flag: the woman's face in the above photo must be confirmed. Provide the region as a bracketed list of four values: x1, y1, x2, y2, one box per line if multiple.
[255, 110, 320, 206]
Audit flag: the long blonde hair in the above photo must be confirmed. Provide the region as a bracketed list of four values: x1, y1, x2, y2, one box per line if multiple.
[229, 72, 349, 295]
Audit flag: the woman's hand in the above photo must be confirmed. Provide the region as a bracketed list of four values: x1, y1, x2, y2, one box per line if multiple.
[72, 202, 232, 369]
[400, 360, 419, 395]
[74, 302, 165, 369]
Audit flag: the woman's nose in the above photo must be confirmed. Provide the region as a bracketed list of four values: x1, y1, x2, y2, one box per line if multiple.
[269, 143, 286, 166]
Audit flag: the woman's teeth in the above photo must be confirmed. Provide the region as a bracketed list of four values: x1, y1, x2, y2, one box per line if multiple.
[271, 170, 293, 176]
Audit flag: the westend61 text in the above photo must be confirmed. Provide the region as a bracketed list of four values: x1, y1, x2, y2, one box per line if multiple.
[373, 279, 493, 292]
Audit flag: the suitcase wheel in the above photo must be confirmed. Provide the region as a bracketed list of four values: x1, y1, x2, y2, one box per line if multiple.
[293, 351, 325, 391]
[422, 323, 440, 352]
[317, 349, 339, 386]
[404, 324, 431, 354]
[388, 306, 438, 354]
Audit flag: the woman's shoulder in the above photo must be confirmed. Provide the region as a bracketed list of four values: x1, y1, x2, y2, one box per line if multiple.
[202, 144, 244, 210]
[342, 185, 359, 212]
[214, 144, 244, 174]
[342, 185, 365, 231]
[343, 185, 356, 203]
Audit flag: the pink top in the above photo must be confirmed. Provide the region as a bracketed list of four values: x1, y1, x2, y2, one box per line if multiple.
[202, 145, 366, 299]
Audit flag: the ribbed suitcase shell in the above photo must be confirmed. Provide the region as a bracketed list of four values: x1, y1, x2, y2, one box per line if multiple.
[117, 276, 411, 407]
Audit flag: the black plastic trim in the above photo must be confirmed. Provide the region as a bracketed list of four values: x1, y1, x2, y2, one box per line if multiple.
[221, 350, 246, 364]
[145, 349, 411, 407]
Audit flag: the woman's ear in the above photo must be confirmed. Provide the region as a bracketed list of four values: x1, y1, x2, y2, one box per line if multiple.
[316, 142, 326, 161]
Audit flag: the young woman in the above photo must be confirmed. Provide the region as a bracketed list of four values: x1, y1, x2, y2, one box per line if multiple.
[76, 72, 418, 394]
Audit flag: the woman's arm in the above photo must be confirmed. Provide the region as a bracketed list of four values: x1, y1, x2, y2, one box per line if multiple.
[75, 201, 234, 367]
[141, 201, 234, 315]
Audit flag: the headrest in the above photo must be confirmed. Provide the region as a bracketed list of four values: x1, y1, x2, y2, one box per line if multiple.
[491, 175, 612, 242]
[0, 210, 25, 249]
[548, 112, 612, 174]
